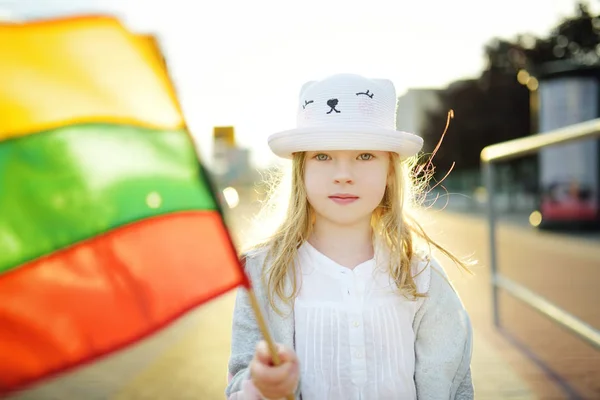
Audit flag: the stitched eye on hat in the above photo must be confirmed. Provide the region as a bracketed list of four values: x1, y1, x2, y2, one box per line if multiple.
[356, 90, 374, 99]
[302, 100, 314, 109]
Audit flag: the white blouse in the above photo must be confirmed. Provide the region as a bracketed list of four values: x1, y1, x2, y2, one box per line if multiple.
[294, 242, 421, 400]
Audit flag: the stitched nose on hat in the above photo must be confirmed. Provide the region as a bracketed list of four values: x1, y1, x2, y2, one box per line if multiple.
[326, 98, 341, 114]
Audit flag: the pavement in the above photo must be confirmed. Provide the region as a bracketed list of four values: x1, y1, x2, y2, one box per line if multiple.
[425, 209, 600, 400]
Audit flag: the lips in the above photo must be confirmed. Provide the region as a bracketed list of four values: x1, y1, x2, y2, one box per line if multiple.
[328, 194, 359, 204]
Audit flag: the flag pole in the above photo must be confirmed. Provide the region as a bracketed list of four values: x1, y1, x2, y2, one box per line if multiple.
[246, 286, 282, 366]
[154, 40, 294, 399]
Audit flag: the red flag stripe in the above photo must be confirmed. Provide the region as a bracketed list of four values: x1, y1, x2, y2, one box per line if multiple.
[0, 210, 248, 394]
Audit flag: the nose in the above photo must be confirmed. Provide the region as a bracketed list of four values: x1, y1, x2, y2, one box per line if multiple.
[333, 161, 354, 184]
[327, 98, 338, 108]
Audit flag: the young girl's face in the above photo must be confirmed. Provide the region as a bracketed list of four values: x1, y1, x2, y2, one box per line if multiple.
[304, 150, 390, 227]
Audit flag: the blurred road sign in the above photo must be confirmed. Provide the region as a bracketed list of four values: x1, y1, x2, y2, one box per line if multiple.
[213, 126, 235, 147]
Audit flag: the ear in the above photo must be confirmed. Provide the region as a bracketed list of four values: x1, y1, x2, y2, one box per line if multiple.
[372, 78, 396, 97]
[299, 80, 317, 99]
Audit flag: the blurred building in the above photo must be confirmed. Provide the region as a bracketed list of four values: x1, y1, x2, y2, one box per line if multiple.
[211, 126, 258, 188]
[395, 88, 442, 134]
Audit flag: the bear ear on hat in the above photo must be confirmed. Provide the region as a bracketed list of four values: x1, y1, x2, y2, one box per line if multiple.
[371, 79, 396, 96]
[299, 80, 317, 99]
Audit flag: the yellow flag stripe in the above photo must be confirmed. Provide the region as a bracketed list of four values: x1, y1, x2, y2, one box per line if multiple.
[0, 15, 184, 141]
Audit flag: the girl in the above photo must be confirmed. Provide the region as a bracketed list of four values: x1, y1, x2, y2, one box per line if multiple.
[226, 73, 474, 400]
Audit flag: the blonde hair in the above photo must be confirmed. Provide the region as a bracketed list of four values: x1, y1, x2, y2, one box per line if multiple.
[246, 151, 472, 316]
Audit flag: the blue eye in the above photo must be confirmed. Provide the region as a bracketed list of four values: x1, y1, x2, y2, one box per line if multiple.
[315, 153, 330, 161]
[358, 153, 374, 160]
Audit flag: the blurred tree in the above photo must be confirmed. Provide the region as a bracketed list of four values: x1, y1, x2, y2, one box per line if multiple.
[522, 2, 600, 70]
[420, 1, 599, 182]
[421, 51, 530, 174]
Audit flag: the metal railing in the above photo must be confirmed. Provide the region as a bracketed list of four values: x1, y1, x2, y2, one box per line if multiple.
[481, 118, 600, 351]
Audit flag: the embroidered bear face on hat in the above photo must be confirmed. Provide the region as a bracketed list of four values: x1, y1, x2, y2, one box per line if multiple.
[268, 73, 423, 159]
[297, 74, 396, 129]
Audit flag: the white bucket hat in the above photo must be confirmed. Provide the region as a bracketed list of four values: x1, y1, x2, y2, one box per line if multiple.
[268, 73, 423, 159]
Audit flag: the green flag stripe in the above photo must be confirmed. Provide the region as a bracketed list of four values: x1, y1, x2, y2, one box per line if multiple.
[0, 123, 216, 274]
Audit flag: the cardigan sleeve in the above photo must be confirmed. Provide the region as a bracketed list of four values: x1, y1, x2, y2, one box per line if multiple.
[454, 368, 474, 400]
[225, 251, 301, 400]
[225, 254, 264, 398]
[412, 257, 474, 399]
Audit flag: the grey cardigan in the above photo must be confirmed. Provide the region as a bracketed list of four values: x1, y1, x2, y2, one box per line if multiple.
[226, 247, 474, 399]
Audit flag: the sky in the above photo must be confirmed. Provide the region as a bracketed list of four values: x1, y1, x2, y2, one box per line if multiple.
[2, 0, 599, 168]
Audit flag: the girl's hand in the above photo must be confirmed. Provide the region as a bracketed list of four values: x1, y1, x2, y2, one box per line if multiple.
[249, 340, 299, 399]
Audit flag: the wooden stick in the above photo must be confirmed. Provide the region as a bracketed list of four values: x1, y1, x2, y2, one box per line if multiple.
[247, 287, 295, 400]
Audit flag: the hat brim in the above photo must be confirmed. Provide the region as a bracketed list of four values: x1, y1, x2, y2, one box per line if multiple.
[268, 127, 424, 159]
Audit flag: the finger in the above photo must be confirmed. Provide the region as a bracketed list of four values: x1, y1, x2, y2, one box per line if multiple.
[250, 357, 296, 386]
[250, 358, 292, 385]
[254, 341, 274, 365]
[277, 345, 298, 364]
[255, 341, 288, 366]
[253, 360, 299, 399]
[268, 360, 299, 393]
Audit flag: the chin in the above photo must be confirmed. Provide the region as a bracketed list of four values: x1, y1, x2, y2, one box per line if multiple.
[322, 211, 374, 227]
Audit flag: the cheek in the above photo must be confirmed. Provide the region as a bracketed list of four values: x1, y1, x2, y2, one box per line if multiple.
[367, 177, 388, 203]
[359, 168, 388, 204]
[303, 166, 327, 200]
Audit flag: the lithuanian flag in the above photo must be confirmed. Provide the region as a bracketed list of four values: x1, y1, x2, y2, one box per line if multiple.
[0, 15, 248, 396]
